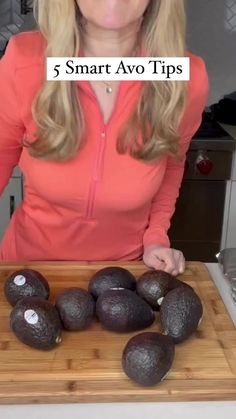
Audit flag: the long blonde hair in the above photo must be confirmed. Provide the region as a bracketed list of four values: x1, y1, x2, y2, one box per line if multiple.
[29, 0, 187, 161]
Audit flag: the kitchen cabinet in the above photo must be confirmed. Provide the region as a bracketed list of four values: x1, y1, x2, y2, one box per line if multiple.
[220, 124, 236, 249]
[0, 173, 22, 241]
[227, 141, 236, 248]
[226, 181, 236, 248]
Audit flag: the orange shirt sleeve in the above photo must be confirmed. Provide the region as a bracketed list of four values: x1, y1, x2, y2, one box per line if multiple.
[143, 55, 209, 248]
[0, 37, 25, 195]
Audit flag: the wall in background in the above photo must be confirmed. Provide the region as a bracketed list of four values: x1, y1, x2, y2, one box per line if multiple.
[0, 0, 23, 27]
[186, 0, 236, 105]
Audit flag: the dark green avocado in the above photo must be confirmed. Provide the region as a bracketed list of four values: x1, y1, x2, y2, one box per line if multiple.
[88, 266, 136, 300]
[4, 269, 50, 306]
[10, 297, 62, 350]
[136, 270, 191, 311]
[122, 332, 175, 386]
[55, 288, 95, 331]
[160, 287, 203, 343]
[96, 289, 155, 332]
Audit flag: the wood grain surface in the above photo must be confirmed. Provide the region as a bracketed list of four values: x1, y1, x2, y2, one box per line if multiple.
[0, 261, 235, 404]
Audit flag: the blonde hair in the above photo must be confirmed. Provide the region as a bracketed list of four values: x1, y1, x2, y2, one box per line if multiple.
[29, 0, 187, 161]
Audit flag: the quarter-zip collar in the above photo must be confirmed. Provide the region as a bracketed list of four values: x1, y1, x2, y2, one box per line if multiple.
[75, 39, 146, 100]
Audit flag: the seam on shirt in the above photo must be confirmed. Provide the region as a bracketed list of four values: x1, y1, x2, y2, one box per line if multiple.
[9, 53, 26, 141]
[15, 60, 44, 72]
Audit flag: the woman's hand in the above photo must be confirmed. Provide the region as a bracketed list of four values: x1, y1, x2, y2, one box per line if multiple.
[143, 244, 185, 276]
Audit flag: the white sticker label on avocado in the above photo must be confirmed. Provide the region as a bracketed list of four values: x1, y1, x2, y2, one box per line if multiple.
[13, 275, 26, 286]
[157, 297, 164, 306]
[24, 310, 38, 325]
[198, 315, 203, 327]
[161, 369, 171, 381]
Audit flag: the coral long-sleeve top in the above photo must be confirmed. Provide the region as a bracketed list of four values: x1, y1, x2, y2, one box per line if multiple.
[0, 31, 208, 261]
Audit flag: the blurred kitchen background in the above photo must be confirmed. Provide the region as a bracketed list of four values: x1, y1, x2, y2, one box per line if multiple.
[0, 0, 34, 55]
[1, 0, 236, 106]
[0, 0, 236, 261]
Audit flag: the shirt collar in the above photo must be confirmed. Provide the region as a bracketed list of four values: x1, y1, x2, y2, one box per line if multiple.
[76, 41, 146, 94]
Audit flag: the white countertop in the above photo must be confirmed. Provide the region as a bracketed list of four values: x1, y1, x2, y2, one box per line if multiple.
[1, 263, 235, 417]
[0, 400, 236, 419]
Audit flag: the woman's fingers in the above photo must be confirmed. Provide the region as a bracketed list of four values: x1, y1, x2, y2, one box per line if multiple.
[143, 244, 186, 276]
[151, 247, 177, 275]
[145, 254, 166, 271]
[171, 250, 185, 276]
[152, 258, 166, 271]
[178, 252, 186, 274]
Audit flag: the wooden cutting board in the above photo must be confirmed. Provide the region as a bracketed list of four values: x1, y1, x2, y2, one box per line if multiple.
[0, 261, 236, 404]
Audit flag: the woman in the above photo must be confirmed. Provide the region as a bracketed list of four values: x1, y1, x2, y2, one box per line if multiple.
[0, 0, 208, 274]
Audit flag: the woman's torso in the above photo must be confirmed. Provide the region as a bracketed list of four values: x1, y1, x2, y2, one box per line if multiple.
[0, 30, 207, 261]
[0, 31, 168, 261]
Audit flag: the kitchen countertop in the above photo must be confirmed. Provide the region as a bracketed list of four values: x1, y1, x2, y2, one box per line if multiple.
[1, 261, 236, 404]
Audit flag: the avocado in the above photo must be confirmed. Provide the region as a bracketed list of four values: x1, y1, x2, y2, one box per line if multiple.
[10, 297, 62, 350]
[56, 288, 95, 331]
[160, 287, 203, 343]
[136, 270, 191, 311]
[4, 269, 50, 306]
[122, 332, 175, 386]
[96, 289, 155, 332]
[88, 266, 136, 300]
